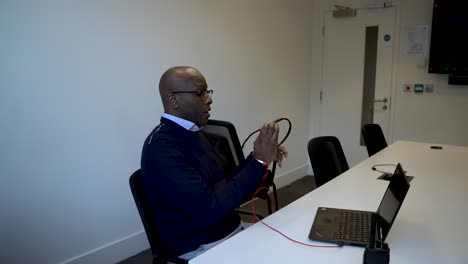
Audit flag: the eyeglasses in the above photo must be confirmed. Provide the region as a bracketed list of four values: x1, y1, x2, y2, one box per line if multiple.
[171, 89, 213, 97]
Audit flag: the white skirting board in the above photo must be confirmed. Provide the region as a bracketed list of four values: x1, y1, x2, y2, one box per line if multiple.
[60, 231, 149, 264]
[270, 163, 309, 189]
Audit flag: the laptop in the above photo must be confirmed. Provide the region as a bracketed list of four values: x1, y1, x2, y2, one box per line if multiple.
[308, 163, 410, 247]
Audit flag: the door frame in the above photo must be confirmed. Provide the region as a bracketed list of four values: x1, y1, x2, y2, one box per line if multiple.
[317, 2, 401, 146]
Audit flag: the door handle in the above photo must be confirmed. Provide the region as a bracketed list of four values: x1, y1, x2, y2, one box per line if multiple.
[374, 98, 388, 103]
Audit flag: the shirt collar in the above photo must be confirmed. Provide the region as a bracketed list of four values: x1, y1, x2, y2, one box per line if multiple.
[162, 113, 200, 131]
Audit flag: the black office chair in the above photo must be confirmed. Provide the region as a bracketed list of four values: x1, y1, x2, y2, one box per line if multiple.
[203, 119, 277, 215]
[361, 123, 388, 157]
[129, 169, 188, 264]
[307, 136, 349, 188]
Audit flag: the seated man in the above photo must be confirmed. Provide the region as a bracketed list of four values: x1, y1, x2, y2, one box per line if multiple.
[141, 66, 287, 259]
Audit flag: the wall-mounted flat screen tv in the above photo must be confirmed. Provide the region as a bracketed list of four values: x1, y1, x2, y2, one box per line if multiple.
[428, 0, 468, 75]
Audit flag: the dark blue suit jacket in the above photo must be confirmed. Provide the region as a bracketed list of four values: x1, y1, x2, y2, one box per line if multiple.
[141, 117, 266, 256]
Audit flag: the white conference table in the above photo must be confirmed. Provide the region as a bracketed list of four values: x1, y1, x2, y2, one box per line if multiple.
[190, 141, 468, 264]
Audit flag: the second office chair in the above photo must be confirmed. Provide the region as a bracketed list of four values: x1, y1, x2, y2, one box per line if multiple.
[361, 123, 388, 157]
[307, 136, 349, 188]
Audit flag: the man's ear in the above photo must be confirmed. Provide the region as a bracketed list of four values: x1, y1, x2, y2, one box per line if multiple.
[168, 94, 179, 110]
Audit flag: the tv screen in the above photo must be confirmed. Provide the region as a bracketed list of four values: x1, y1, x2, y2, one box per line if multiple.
[428, 0, 468, 75]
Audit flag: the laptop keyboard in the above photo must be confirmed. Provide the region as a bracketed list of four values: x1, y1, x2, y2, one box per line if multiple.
[335, 211, 370, 242]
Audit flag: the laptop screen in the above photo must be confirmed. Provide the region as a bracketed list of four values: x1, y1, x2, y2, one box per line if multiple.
[376, 163, 411, 241]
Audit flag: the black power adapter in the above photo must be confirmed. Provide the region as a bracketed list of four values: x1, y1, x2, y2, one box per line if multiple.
[363, 242, 390, 264]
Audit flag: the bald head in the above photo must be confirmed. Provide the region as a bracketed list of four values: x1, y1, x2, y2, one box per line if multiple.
[159, 66, 207, 109]
[158, 66, 212, 126]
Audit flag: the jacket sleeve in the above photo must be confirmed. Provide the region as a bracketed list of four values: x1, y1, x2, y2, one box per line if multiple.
[142, 137, 267, 226]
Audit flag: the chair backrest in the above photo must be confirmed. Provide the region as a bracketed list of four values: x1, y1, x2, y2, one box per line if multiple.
[203, 119, 246, 169]
[307, 136, 349, 188]
[203, 119, 276, 214]
[361, 123, 388, 157]
[129, 169, 188, 264]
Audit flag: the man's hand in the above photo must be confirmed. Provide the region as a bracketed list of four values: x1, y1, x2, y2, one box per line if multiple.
[253, 122, 279, 165]
[276, 145, 288, 167]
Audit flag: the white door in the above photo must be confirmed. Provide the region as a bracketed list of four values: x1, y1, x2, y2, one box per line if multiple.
[320, 7, 396, 166]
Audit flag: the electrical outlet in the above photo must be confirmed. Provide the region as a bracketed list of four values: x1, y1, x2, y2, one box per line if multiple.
[425, 84, 434, 93]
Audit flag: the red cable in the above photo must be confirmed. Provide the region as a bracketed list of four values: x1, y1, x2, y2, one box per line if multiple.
[250, 187, 340, 248]
[250, 128, 340, 249]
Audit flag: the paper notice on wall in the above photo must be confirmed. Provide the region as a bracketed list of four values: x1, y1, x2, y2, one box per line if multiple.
[406, 25, 429, 55]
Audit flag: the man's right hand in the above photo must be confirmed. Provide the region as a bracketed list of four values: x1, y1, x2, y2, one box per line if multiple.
[253, 122, 279, 165]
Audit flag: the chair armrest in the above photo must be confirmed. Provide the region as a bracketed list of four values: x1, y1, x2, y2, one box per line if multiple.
[235, 209, 264, 220]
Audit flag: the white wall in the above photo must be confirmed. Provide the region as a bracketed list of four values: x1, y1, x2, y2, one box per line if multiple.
[5, 1, 463, 263]
[391, 0, 468, 145]
[309, 0, 468, 154]
[0, 1, 313, 263]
